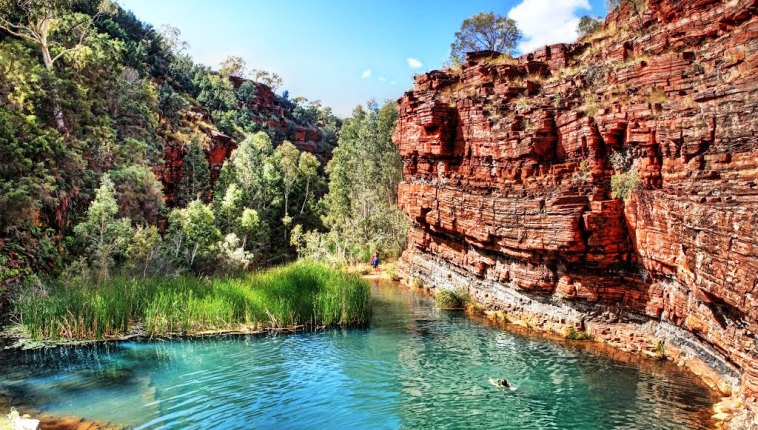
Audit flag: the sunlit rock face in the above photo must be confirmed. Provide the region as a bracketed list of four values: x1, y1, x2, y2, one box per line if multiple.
[394, 0, 757, 419]
[160, 108, 237, 205]
[160, 78, 327, 205]
[228, 76, 326, 156]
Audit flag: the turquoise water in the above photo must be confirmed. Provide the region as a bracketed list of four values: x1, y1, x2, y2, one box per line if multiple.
[0, 281, 715, 429]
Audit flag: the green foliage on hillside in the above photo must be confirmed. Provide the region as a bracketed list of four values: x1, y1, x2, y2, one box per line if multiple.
[0, 0, 347, 287]
[0, 1, 407, 345]
[291, 101, 407, 263]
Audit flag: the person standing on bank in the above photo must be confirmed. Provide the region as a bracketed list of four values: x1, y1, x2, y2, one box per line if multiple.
[371, 252, 380, 272]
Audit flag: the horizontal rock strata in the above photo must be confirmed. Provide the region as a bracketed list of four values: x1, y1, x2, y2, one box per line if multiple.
[394, 0, 757, 423]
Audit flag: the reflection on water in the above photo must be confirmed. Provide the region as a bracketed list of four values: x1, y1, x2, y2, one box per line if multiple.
[0, 281, 716, 429]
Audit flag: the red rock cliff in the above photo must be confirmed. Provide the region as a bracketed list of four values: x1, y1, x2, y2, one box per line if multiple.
[160, 78, 329, 205]
[394, 0, 757, 422]
[158, 108, 236, 205]
[228, 76, 328, 157]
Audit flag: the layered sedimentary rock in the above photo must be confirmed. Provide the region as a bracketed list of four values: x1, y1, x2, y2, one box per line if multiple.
[228, 76, 327, 157]
[160, 108, 236, 205]
[394, 0, 757, 422]
[160, 78, 328, 205]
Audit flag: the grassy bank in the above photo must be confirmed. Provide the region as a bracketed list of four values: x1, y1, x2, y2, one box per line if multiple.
[13, 262, 371, 341]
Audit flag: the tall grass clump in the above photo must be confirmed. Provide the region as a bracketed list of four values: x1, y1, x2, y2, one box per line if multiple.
[653, 339, 667, 360]
[14, 262, 371, 341]
[565, 327, 593, 341]
[435, 289, 470, 310]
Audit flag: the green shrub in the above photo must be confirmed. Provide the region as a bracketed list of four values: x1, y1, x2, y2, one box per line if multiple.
[435, 289, 469, 310]
[583, 101, 599, 117]
[466, 301, 485, 316]
[389, 269, 402, 282]
[653, 340, 667, 360]
[609, 150, 632, 171]
[410, 277, 424, 289]
[552, 93, 564, 109]
[565, 327, 593, 341]
[572, 159, 590, 184]
[611, 170, 640, 200]
[514, 96, 534, 111]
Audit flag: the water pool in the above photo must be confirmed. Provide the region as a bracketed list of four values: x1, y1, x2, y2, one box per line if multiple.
[0, 281, 716, 429]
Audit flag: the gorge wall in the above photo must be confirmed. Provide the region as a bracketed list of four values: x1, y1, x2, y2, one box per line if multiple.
[160, 77, 328, 205]
[394, 0, 757, 423]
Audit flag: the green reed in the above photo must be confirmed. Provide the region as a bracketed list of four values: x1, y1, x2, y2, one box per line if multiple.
[15, 261, 371, 341]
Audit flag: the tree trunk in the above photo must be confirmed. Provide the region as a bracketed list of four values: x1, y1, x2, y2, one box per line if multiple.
[300, 179, 310, 214]
[40, 38, 67, 133]
[283, 192, 289, 242]
[190, 243, 199, 267]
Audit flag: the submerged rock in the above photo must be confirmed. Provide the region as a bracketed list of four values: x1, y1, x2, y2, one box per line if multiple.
[2, 408, 39, 430]
[393, 0, 757, 425]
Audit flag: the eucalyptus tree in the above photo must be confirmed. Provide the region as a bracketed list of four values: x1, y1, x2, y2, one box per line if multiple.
[73, 174, 133, 281]
[179, 138, 211, 205]
[321, 100, 407, 260]
[0, 0, 115, 131]
[449, 12, 521, 64]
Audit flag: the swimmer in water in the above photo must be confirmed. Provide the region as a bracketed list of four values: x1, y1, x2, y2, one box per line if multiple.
[488, 377, 512, 389]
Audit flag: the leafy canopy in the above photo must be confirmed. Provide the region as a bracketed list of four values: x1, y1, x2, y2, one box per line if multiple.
[450, 12, 521, 64]
[577, 16, 603, 38]
[73, 174, 134, 281]
[298, 100, 407, 262]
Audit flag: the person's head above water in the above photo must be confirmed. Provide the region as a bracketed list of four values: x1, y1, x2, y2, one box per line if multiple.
[498, 379, 509, 387]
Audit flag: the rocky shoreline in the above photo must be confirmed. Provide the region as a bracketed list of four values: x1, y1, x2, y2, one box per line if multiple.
[391, 0, 756, 427]
[0, 273, 748, 428]
[397, 250, 756, 428]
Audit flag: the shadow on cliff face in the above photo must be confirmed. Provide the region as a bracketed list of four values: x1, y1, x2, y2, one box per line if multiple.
[392, 0, 757, 414]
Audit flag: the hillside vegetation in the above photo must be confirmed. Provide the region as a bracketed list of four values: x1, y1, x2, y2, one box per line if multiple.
[0, 0, 405, 325]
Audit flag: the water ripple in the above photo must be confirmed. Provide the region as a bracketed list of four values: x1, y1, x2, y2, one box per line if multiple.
[0, 283, 716, 430]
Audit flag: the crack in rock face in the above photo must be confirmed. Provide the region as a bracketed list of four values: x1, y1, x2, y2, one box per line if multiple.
[392, 0, 758, 421]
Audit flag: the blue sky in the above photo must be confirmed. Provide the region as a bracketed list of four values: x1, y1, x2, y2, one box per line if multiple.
[119, 0, 608, 117]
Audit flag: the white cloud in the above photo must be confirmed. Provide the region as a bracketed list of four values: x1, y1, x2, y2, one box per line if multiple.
[389, 80, 397, 85]
[406, 57, 423, 69]
[379, 76, 387, 82]
[361, 69, 372, 78]
[508, 0, 591, 54]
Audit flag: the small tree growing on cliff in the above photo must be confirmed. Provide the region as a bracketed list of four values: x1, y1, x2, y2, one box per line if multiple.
[577, 16, 603, 38]
[250, 69, 283, 92]
[179, 137, 210, 205]
[219, 55, 248, 78]
[609, 149, 640, 200]
[449, 12, 521, 64]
